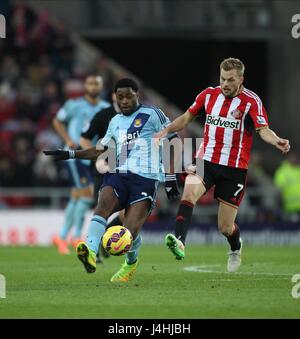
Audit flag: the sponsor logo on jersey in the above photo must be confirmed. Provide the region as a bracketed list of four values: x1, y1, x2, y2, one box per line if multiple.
[120, 131, 141, 144]
[257, 116, 267, 125]
[206, 115, 241, 130]
[134, 118, 142, 128]
[230, 109, 242, 119]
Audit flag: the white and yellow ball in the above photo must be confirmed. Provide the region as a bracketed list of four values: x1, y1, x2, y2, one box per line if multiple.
[102, 226, 133, 256]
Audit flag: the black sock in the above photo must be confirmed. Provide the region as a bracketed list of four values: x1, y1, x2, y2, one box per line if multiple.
[225, 224, 241, 251]
[175, 200, 194, 245]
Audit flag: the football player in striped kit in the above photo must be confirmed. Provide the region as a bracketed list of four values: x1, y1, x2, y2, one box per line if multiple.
[155, 57, 290, 272]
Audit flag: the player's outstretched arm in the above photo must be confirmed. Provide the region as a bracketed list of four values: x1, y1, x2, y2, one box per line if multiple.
[258, 127, 290, 154]
[43, 147, 103, 161]
[154, 110, 194, 140]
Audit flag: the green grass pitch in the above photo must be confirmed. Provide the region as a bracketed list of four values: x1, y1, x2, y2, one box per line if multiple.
[0, 244, 299, 318]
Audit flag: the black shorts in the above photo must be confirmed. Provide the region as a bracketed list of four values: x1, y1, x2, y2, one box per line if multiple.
[202, 160, 247, 208]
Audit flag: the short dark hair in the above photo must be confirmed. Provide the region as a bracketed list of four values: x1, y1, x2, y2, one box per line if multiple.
[114, 78, 139, 93]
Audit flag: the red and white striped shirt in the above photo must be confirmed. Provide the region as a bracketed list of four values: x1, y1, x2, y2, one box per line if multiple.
[188, 86, 269, 169]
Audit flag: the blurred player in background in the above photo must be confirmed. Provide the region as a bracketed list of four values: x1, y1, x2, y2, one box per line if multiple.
[45, 78, 180, 282]
[274, 151, 300, 221]
[52, 75, 111, 254]
[80, 92, 125, 262]
[80, 93, 121, 211]
[155, 57, 290, 272]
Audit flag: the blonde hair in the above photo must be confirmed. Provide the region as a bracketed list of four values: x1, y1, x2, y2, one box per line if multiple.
[220, 58, 245, 77]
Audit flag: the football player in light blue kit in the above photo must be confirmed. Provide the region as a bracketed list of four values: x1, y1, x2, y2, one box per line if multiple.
[44, 78, 180, 281]
[52, 75, 110, 254]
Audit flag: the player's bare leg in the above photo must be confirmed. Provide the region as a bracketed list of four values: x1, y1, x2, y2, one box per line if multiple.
[77, 186, 122, 273]
[107, 208, 125, 226]
[110, 200, 151, 282]
[218, 201, 242, 272]
[93, 186, 122, 219]
[166, 174, 206, 259]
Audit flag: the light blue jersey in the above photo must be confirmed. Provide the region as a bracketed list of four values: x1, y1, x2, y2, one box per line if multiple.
[100, 104, 176, 181]
[56, 96, 111, 145]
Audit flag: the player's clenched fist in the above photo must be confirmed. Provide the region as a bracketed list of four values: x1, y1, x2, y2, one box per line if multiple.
[276, 139, 290, 154]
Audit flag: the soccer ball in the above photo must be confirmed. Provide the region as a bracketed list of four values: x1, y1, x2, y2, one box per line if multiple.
[102, 226, 133, 256]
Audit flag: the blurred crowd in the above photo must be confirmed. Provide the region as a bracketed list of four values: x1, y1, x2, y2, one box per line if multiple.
[0, 1, 82, 188]
[0, 0, 149, 190]
[1, 1, 300, 222]
[0, 0, 178, 212]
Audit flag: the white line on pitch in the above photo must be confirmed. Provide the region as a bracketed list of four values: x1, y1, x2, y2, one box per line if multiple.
[184, 265, 293, 277]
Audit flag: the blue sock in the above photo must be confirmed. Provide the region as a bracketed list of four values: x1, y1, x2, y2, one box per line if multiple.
[126, 234, 142, 264]
[87, 215, 107, 254]
[60, 199, 77, 240]
[73, 198, 92, 238]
